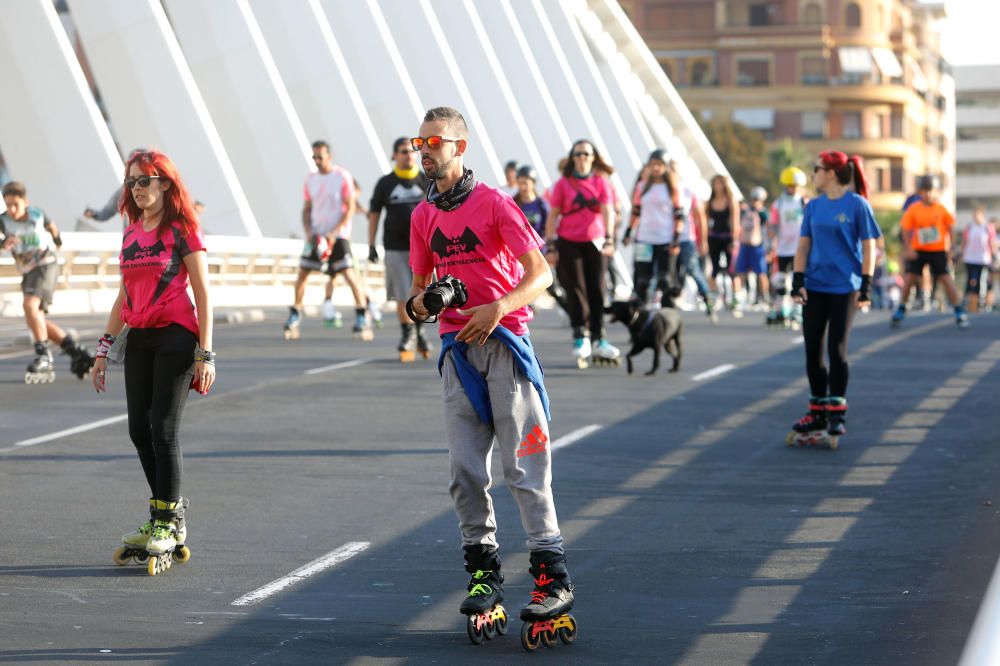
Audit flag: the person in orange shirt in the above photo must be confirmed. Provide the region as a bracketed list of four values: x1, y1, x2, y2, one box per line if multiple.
[890, 175, 969, 328]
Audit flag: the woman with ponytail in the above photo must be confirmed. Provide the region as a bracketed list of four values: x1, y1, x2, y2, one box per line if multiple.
[91, 150, 214, 573]
[789, 151, 881, 442]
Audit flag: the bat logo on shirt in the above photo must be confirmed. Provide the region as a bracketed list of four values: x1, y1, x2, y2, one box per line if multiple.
[430, 227, 483, 259]
[121, 239, 167, 263]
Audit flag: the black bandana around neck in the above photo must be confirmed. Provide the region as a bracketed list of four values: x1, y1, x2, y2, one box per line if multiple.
[428, 168, 476, 212]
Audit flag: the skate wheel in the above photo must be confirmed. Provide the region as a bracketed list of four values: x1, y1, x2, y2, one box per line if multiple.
[496, 614, 508, 636]
[829, 437, 840, 450]
[558, 615, 578, 644]
[484, 619, 497, 640]
[576, 358, 589, 369]
[520, 622, 541, 651]
[173, 545, 191, 563]
[419, 350, 431, 360]
[540, 627, 557, 649]
[148, 557, 158, 576]
[785, 432, 797, 446]
[466, 615, 485, 645]
[113, 546, 130, 566]
[399, 351, 415, 363]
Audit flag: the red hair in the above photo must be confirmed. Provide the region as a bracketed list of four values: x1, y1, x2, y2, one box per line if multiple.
[819, 150, 869, 200]
[118, 150, 201, 238]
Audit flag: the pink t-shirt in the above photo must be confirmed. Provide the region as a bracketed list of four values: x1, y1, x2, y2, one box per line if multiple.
[119, 220, 206, 337]
[304, 166, 353, 238]
[410, 182, 544, 335]
[549, 174, 610, 242]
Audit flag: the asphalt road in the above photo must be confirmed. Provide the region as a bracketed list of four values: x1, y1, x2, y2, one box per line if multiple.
[1, 305, 998, 665]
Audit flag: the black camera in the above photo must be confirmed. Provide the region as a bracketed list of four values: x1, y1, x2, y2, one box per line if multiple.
[423, 274, 468, 316]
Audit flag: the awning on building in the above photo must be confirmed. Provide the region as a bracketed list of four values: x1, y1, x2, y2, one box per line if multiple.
[871, 47, 903, 78]
[732, 107, 775, 130]
[838, 46, 873, 74]
[907, 56, 929, 93]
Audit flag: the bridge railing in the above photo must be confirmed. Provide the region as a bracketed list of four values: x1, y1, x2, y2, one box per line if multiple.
[1, 232, 387, 317]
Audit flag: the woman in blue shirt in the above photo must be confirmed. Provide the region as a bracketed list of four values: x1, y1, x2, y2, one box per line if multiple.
[791, 151, 881, 439]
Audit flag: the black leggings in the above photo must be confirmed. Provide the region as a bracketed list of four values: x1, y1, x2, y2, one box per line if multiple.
[708, 235, 734, 276]
[633, 243, 677, 302]
[124, 324, 197, 502]
[556, 238, 607, 340]
[802, 290, 856, 398]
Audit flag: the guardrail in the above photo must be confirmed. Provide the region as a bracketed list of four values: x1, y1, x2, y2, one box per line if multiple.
[1, 232, 387, 317]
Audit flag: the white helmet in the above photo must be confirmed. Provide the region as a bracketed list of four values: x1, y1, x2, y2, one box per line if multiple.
[750, 186, 768, 202]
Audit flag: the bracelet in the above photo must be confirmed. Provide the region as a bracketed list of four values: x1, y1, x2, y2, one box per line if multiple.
[194, 347, 216, 364]
[95, 333, 115, 359]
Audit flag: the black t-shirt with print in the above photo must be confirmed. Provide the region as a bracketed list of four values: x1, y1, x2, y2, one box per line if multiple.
[370, 171, 429, 251]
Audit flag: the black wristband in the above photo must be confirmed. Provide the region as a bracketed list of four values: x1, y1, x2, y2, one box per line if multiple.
[405, 295, 435, 324]
[792, 272, 805, 293]
[623, 226, 632, 240]
[858, 274, 872, 299]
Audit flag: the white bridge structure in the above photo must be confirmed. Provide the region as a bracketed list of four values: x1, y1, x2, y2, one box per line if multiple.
[0, 0, 733, 316]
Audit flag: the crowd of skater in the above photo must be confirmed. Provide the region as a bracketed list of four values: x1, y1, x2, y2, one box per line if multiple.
[1, 101, 996, 650]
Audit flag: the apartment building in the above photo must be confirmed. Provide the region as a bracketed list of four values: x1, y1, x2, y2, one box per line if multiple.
[622, 0, 955, 211]
[954, 64, 1000, 223]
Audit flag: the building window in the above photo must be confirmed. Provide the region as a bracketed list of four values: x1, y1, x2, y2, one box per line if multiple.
[842, 112, 862, 139]
[889, 113, 903, 139]
[801, 57, 827, 85]
[660, 59, 676, 81]
[802, 2, 822, 24]
[749, 3, 775, 26]
[845, 2, 862, 28]
[890, 163, 904, 191]
[737, 59, 770, 86]
[691, 60, 713, 86]
[801, 111, 825, 138]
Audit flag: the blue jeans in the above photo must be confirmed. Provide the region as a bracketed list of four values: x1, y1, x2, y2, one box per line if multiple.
[678, 241, 711, 300]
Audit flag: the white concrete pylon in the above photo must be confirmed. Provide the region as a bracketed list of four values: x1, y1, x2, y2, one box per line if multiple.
[249, 0, 386, 242]
[473, 0, 572, 188]
[0, 0, 122, 228]
[586, 0, 738, 197]
[320, 0, 424, 152]
[66, 0, 261, 236]
[539, 1, 643, 178]
[163, 0, 314, 239]
[376, 0, 504, 184]
[426, 0, 552, 191]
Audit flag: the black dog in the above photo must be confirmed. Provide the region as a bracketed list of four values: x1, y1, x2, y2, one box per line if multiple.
[606, 298, 683, 376]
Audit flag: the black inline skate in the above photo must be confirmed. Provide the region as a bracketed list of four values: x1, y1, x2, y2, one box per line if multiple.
[398, 323, 416, 363]
[519, 550, 577, 651]
[61, 335, 95, 379]
[826, 397, 847, 436]
[25, 342, 55, 384]
[461, 545, 508, 645]
[415, 325, 433, 360]
[786, 397, 838, 449]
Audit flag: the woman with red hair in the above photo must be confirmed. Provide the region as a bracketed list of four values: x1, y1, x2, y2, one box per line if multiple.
[789, 151, 881, 443]
[90, 150, 215, 574]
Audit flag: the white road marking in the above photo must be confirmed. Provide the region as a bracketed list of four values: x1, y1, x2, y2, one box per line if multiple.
[231, 541, 371, 607]
[1, 414, 129, 453]
[551, 424, 602, 451]
[303, 358, 372, 375]
[0, 349, 33, 361]
[693, 364, 736, 382]
[791, 336, 804, 344]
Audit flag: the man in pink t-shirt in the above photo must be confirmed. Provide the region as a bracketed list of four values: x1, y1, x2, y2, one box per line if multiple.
[407, 106, 576, 637]
[283, 140, 368, 340]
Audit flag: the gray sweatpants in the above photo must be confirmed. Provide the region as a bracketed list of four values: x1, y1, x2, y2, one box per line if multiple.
[442, 339, 564, 554]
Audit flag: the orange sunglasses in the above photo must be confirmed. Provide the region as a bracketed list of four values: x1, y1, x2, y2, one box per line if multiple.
[410, 135, 460, 151]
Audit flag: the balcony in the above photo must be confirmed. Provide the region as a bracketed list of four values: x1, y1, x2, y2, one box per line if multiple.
[957, 141, 1000, 163]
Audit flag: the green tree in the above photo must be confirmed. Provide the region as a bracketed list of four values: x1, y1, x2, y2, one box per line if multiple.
[698, 119, 767, 198]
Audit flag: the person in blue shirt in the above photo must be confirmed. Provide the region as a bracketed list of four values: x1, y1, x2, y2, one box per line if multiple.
[513, 164, 570, 318]
[790, 151, 881, 439]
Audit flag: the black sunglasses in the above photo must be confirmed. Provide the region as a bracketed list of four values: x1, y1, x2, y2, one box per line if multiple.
[125, 175, 161, 189]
